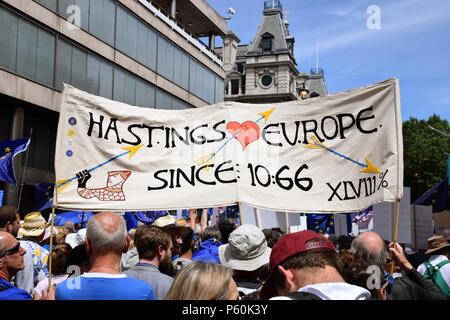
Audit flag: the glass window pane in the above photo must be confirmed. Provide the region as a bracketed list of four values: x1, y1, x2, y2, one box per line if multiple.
[155, 89, 172, 110]
[58, 0, 75, 19]
[89, 0, 115, 46]
[99, 60, 113, 99]
[113, 67, 125, 103]
[146, 28, 157, 70]
[157, 35, 174, 81]
[173, 47, 189, 90]
[115, 5, 127, 53]
[215, 77, 224, 103]
[86, 54, 100, 95]
[123, 73, 136, 105]
[136, 21, 148, 65]
[135, 79, 155, 109]
[55, 39, 72, 91]
[17, 19, 38, 80]
[35, 0, 58, 12]
[70, 46, 87, 91]
[74, 0, 89, 30]
[36, 29, 55, 87]
[125, 11, 138, 59]
[0, 8, 18, 71]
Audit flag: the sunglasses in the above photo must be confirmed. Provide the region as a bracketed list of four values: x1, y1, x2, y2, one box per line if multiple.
[1, 242, 21, 255]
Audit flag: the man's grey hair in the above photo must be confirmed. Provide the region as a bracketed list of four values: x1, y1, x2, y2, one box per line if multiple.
[86, 214, 127, 253]
[351, 234, 388, 268]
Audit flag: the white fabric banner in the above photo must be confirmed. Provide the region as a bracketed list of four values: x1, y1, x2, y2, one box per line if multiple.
[54, 78, 403, 212]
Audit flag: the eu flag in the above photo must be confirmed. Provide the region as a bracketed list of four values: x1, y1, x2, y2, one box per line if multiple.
[135, 211, 167, 225]
[413, 178, 448, 213]
[0, 138, 31, 185]
[307, 214, 335, 235]
[123, 212, 138, 231]
[34, 182, 55, 211]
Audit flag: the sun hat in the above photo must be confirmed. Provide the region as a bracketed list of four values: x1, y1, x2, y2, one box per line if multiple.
[218, 224, 271, 271]
[65, 228, 87, 248]
[18, 212, 49, 237]
[425, 235, 450, 255]
[260, 230, 336, 300]
[152, 215, 176, 227]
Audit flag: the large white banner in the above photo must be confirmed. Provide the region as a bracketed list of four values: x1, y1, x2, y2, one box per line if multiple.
[54, 78, 403, 212]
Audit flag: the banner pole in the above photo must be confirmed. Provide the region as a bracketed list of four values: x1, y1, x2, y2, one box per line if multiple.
[48, 205, 56, 289]
[285, 212, 289, 234]
[238, 202, 243, 225]
[390, 199, 401, 277]
[255, 208, 262, 229]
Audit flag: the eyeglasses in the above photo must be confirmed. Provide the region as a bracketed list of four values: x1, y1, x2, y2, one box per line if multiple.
[0, 242, 21, 256]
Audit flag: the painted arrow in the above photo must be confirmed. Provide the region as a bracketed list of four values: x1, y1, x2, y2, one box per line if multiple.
[56, 144, 143, 194]
[194, 108, 275, 170]
[304, 136, 381, 174]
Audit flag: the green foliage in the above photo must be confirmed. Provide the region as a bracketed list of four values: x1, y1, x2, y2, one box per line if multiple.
[402, 114, 450, 203]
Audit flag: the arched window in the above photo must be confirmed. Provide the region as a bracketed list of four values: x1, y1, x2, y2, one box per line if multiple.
[261, 33, 274, 53]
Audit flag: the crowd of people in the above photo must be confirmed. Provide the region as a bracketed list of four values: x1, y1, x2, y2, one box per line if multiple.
[0, 204, 449, 300]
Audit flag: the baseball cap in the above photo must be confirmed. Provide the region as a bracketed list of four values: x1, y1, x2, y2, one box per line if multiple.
[260, 230, 336, 300]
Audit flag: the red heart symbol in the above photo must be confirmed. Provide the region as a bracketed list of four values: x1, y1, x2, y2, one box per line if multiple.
[226, 121, 260, 150]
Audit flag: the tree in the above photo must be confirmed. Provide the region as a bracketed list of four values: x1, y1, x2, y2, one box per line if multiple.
[402, 114, 449, 204]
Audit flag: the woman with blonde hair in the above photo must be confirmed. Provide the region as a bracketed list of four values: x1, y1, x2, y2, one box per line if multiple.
[166, 260, 238, 300]
[33, 243, 72, 300]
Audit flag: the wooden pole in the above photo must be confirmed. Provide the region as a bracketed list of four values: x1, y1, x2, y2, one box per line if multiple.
[237, 202, 243, 225]
[48, 206, 56, 288]
[285, 212, 289, 234]
[255, 208, 262, 229]
[390, 200, 401, 276]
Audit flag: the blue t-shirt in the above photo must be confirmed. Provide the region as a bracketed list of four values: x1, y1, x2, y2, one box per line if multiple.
[0, 278, 32, 300]
[55, 273, 155, 300]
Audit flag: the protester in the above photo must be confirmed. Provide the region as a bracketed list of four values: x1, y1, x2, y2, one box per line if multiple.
[120, 229, 139, 272]
[33, 243, 72, 300]
[219, 224, 271, 298]
[0, 206, 21, 237]
[161, 225, 184, 277]
[260, 230, 371, 300]
[165, 260, 238, 300]
[344, 261, 388, 300]
[172, 226, 195, 272]
[64, 244, 91, 275]
[337, 235, 352, 251]
[0, 231, 54, 300]
[388, 241, 446, 300]
[417, 235, 450, 298]
[192, 226, 222, 264]
[55, 211, 155, 300]
[351, 231, 445, 300]
[15, 212, 49, 295]
[63, 221, 75, 234]
[124, 226, 174, 300]
[218, 219, 237, 244]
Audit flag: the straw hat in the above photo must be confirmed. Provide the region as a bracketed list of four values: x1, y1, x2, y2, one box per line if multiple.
[152, 215, 176, 227]
[18, 212, 49, 237]
[425, 235, 450, 255]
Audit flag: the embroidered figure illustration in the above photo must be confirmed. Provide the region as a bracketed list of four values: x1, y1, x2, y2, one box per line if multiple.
[76, 169, 131, 201]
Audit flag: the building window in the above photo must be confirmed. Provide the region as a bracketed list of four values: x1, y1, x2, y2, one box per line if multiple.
[261, 75, 272, 87]
[231, 79, 240, 95]
[261, 33, 273, 53]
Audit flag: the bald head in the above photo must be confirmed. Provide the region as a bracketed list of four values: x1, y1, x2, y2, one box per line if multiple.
[86, 212, 127, 254]
[351, 231, 388, 268]
[0, 231, 26, 280]
[0, 231, 14, 253]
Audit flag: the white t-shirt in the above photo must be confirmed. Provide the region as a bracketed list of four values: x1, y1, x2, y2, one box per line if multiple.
[417, 255, 450, 292]
[34, 274, 69, 298]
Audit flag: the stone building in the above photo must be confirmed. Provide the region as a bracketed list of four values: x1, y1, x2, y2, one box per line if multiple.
[216, 0, 327, 104]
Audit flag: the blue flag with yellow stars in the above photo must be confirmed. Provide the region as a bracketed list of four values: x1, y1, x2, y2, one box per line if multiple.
[135, 211, 167, 225]
[34, 182, 55, 211]
[307, 214, 335, 235]
[413, 178, 448, 213]
[123, 212, 138, 231]
[0, 138, 31, 185]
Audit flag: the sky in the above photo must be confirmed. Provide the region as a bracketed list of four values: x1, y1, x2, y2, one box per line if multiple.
[208, 0, 450, 122]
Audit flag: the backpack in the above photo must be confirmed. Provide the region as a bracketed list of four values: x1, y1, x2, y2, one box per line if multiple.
[423, 259, 450, 299]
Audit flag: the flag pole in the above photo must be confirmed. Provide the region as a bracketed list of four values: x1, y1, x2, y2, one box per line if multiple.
[390, 199, 401, 276]
[285, 212, 290, 234]
[238, 202, 243, 225]
[17, 128, 32, 210]
[255, 208, 262, 229]
[48, 205, 56, 289]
